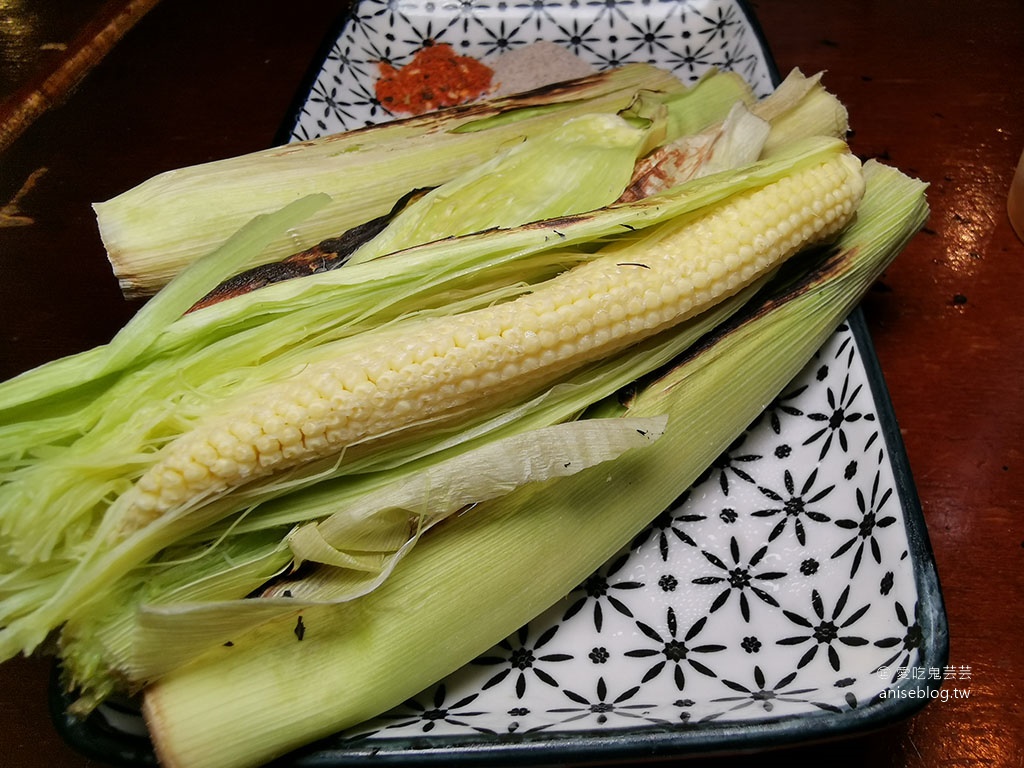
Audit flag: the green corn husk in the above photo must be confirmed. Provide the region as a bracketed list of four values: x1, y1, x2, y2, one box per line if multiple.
[0, 137, 851, 677]
[53, 130, 841, 710]
[344, 112, 649, 265]
[142, 160, 929, 768]
[94, 64, 693, 297]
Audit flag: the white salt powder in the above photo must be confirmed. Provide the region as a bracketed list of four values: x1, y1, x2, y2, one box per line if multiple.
[487, 42, 596, 98]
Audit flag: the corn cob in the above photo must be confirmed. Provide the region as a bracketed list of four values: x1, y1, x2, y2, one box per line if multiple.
[121, 151, 865, 531]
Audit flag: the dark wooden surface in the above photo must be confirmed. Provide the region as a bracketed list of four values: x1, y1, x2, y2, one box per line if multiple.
[1, 1, 1021, 766]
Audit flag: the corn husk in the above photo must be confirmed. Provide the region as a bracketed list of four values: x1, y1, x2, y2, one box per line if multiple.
[94, 64, 693, 296]
[143, 160, 929, 768]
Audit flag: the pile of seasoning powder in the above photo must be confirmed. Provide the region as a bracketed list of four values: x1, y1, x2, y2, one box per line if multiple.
[374, 41, 595, 116]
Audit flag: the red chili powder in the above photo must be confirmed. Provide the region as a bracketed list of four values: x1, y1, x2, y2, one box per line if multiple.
[375, 43, 494, 115]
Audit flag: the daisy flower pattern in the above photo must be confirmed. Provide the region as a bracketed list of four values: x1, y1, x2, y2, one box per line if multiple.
[335, 318, 942, 748]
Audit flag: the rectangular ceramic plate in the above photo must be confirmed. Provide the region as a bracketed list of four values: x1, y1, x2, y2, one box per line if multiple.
[53, 0, 948, 764]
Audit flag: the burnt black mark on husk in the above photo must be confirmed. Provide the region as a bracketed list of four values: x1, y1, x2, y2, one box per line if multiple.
[188, 188, 430, 312]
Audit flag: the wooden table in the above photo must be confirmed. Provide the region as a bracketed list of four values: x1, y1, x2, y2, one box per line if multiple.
[1, 1, 1021, 766]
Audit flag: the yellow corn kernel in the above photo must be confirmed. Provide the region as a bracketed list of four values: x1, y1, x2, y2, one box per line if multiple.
[120, 152, 865, 529]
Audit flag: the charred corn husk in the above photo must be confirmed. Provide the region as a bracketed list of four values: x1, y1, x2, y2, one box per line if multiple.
[94, 64, 692, 296]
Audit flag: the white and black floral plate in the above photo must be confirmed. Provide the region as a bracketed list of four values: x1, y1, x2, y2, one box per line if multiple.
[54, 0, 946, 764]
